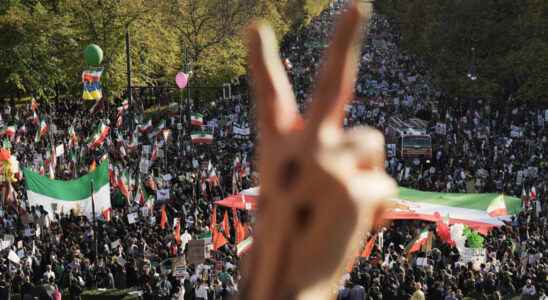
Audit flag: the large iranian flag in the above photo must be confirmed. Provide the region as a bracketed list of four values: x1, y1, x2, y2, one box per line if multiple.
[24, 160, 111, 218]
[215, 186, 522, 233]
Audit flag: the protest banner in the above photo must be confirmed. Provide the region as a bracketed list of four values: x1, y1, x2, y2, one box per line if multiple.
[459, 247, 486, 265]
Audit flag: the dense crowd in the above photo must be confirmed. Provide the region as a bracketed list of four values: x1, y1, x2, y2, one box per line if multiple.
[0, 1, 547, 300]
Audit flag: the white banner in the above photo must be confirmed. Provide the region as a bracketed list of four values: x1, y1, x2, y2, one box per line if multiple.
[233, 125, 250, 136]
[459, 247, 486, 264]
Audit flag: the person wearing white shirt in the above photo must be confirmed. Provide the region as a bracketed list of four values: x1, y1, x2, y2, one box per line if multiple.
[43, 264, 55, 281]
[181, 230, 192, 251]
[195, 280, 209, 300]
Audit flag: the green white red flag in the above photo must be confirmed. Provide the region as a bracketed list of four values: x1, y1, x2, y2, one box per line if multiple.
[23, 160, 111, 218]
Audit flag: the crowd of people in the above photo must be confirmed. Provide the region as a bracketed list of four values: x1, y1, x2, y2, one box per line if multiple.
[0, 0, 546, 299]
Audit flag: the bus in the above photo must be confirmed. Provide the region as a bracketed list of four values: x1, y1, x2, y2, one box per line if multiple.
[387, 117, 432, 159]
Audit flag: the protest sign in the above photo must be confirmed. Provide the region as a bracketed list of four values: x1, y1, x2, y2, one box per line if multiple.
[117, 256, 127, 267]
[435, 122, 446, 135]
[233, 125, 250, 136]
[55, 144, 65, 157]
[139, 159, 150, 174]
[172, 256, 187, 277]
[0, 239, 12, 251]
[416, 257, 429, 267]
[140, 207, 149, 217]
[459, 247, 486, 265]
[142, 145, 151, 154]
[187, 240, 208, 265]
[156, 189, 170, 201]
[516, 171, 523, 185]
[127, 213, 138, 224]
[24, 228, 34, 237]
[386, 144, 396, 158]
[3, 235, 14, 245]
[111, 239, 121, 249]
[510, 126, 523, 138]
[8, 250, 20, 264]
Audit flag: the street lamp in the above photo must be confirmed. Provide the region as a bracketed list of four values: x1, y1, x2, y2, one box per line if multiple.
[467, 47, 478, 81]
[162, 128, 170, 171]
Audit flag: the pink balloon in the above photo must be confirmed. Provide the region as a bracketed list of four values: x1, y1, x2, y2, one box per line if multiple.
[175, 72, 189, 89]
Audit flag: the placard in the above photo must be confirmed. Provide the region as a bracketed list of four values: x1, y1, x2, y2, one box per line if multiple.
[55, 144, 65, 157]
[172, 256, 187, 277]
[510, 126, 523, 138]
[386, 144, 396, 158]
[117, 256, 127, 266]
[24, 228, 34, 237]
[140, 207, 149, 217]
[0, 240, 12, 251]
[139, 159, 150, 174]
[156, 189, 170, 201]
[127, 213, 138, 224]
[3, 235, 14, 245]
[435, 122, 447, 135]
[459, 247, 486, 264]
[416, 257, 429, 267]
[142, 145, 151, 154]
[111, 239, 121, 249]
[8, 250, 20, 264]
[187, 240, 208, 265]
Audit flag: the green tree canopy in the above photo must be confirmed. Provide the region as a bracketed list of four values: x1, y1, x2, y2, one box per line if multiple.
[0, 0, 332, 101]
[376, 0, 548, 103]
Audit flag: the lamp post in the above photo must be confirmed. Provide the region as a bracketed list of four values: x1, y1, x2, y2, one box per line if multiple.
[162, 129, 170, 172]
[467, 47, 477, 81]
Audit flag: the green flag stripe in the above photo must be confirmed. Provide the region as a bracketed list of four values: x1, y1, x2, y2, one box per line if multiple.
[24, 160, 109, 201]
[398, 187, 521, 214]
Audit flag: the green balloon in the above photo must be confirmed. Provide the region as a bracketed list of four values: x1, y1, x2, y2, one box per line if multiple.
[84, 44, 103, 66]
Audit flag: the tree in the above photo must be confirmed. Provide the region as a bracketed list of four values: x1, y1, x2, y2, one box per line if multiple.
[0, 0, 333, 100]
[0, 1, 78, 100]
[375, 0, 548, 103]
[65, 0, 180, 95]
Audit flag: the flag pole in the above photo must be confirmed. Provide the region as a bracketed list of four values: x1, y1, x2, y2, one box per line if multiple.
[90, 178, 98, 277]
